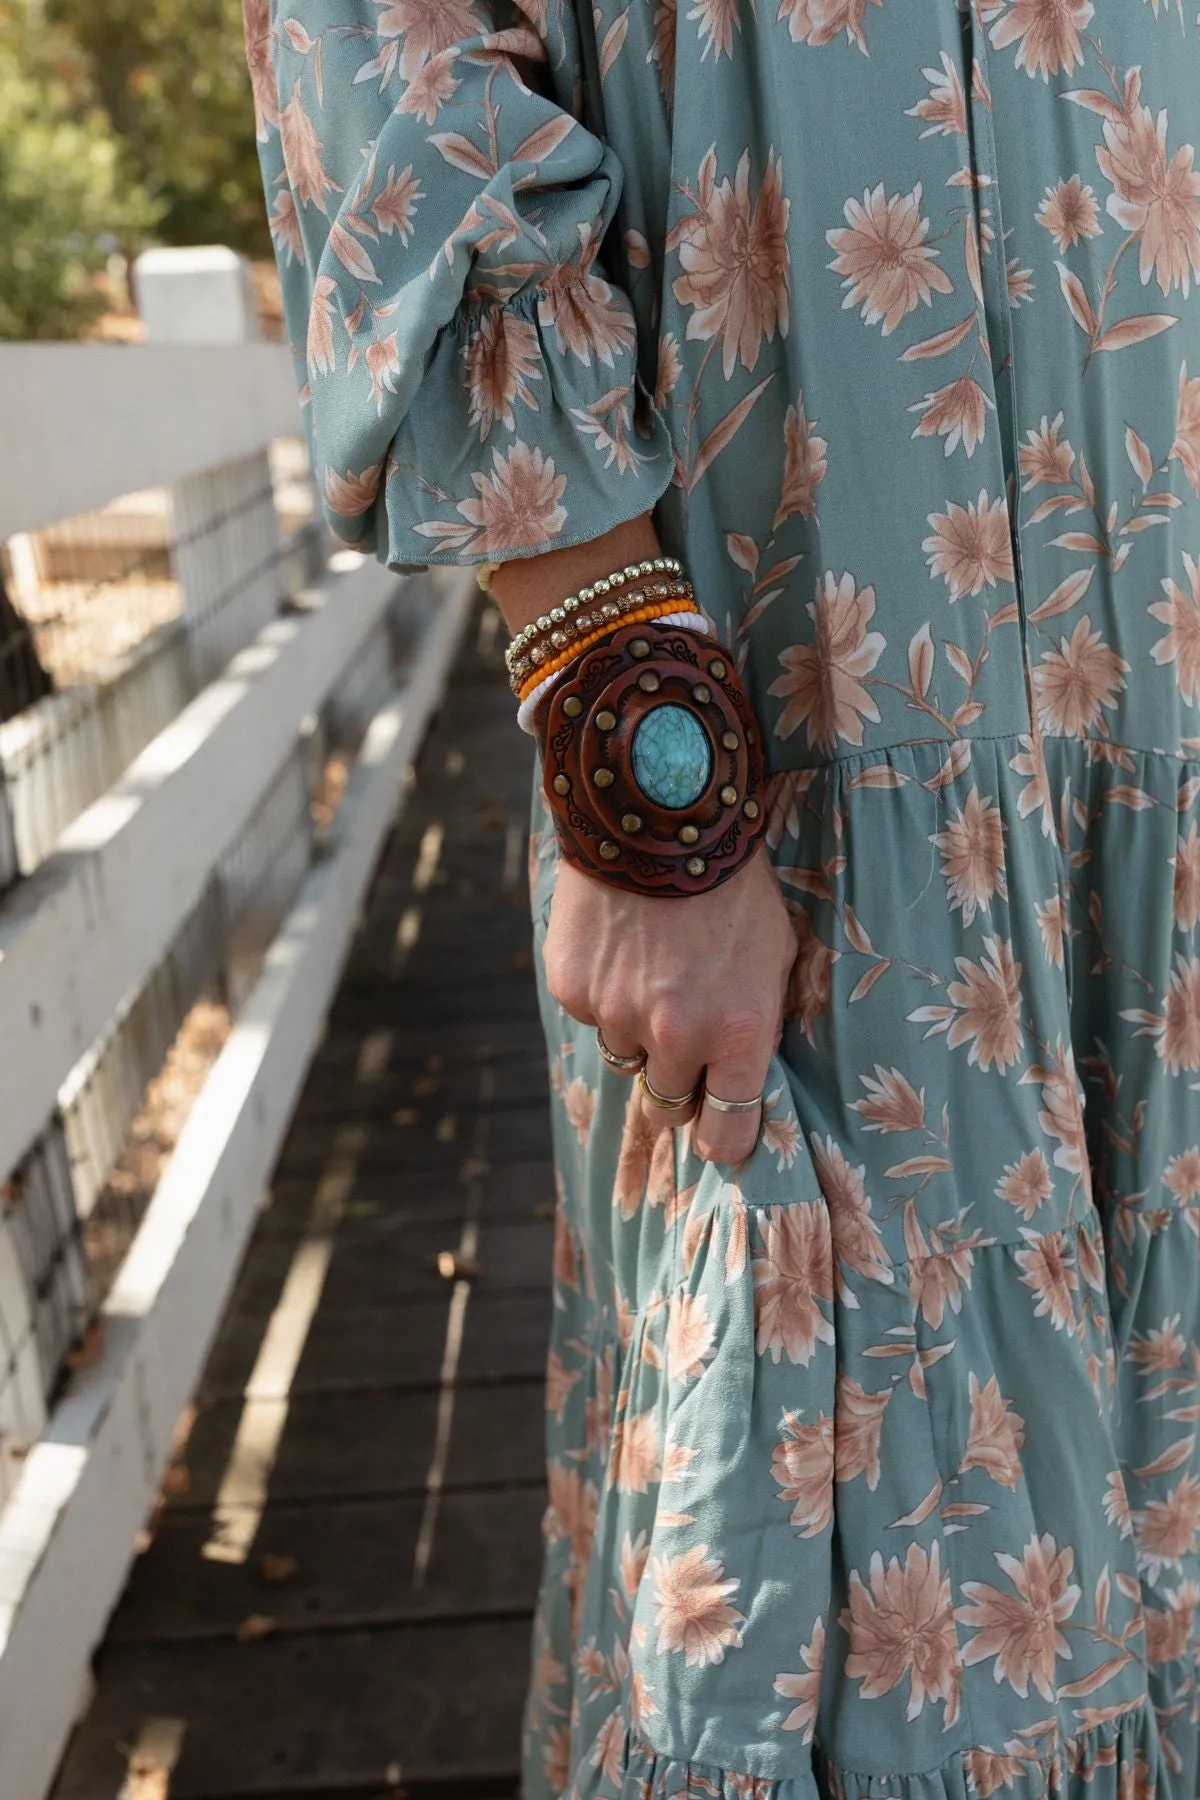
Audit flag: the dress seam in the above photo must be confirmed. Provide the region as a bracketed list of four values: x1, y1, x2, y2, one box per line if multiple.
[765, 727, 1200, 778]
[627, 1694, 1150, 1786]
[643, 1215, 1104, 1312]
[813, 1694, 1150, 1781]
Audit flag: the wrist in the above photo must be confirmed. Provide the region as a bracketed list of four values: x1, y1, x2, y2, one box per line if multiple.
[536, 617, 767, 898]
[488, 514, 663, 634]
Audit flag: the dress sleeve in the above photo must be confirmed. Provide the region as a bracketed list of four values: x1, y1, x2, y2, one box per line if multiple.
[244, 0, 674, 569]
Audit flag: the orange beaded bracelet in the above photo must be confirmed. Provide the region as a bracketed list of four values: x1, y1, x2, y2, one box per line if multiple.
[515, 600, 703, 703]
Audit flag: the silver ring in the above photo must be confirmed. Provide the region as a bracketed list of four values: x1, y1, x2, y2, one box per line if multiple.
[639, 1068, 702, 1111]
[596, 1029, 647, 1075]
[703, 1090, 764, 1114]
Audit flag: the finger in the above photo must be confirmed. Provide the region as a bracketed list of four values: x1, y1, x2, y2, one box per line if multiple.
[693, 1026, 776, 1165]
[639, 1037, 703, 1132]
[540, 949, 597, 1028]
[595, 1020, 648, 1077]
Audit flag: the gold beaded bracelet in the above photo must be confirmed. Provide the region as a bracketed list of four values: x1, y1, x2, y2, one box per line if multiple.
[507, 578, 694, 693]
[504, 556, 685, 676]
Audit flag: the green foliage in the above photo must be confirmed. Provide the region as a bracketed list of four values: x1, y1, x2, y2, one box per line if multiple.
[48, 0, 271, 258]
[0, 3, 159, 339]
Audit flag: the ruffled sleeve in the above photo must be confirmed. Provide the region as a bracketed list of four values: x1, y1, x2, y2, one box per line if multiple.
[244, 0, 674, 568]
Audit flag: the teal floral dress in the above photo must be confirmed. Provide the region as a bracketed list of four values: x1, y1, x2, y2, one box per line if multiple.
[246, 0, 1200, 1794]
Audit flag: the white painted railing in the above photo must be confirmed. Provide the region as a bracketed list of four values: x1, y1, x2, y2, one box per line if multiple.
[0, 251, 471, 1800]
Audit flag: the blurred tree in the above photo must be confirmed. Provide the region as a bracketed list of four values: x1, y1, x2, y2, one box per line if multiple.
[0, 1, 158, 339]
[49, 0, 271, 257]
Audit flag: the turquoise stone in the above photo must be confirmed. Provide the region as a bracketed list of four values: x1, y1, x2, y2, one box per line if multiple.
[630, 704, 712, 809]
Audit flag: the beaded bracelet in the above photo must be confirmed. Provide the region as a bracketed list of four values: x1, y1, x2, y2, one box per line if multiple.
[508, 578, 693, 691]
[514, 594, 698, 698]
[514, 593, 696, 700]
[505, 557, 685, 676]
[516, 609, 707, 734]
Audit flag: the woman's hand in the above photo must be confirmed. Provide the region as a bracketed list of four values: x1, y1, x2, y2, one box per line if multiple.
[491, 511, 794, 1164]
[541, 847, 796, 1165]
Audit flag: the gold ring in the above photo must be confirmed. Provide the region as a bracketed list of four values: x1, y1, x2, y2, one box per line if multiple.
[703, 1090, 764, 1115]
[596, 1030, 647, 1075]
[639, 1068, 701, 1111]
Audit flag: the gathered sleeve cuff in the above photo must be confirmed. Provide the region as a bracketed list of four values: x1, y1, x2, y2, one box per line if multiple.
[249, 1, 675, 570]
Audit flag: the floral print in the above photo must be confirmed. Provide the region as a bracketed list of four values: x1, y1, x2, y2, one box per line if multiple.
[248, 0, 1200, 1794]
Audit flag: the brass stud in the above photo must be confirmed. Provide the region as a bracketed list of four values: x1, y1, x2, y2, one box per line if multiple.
[596, 709, 617, 731]
[692, 683, 712, 704]
[708, 658, 727, 680]
[721, 730, 739, 751]
[563, 696, 583, 718]
[621, 812, 643, 833]
[743, 799, 760, 821]
[638, 670, 661, 693]
[685, 855, 706, 877]
[720, 785, 738, 806]
[630, 638, 651, 659]
[593, 768, 615, 788]
[678, 824, 700, 845]
[599, 841, 620, 861]
[552, 774, 570, 796]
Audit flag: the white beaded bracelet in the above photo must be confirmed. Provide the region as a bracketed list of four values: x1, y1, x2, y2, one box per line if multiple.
[515, 610, 710, 735]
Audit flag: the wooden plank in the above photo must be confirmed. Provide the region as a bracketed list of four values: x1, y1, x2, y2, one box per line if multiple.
[199, 1288, 553, 1400]
[296, 1029, 547, 1112]
[169, 1381, 547, 1510]
[109, 1486, 546, 1643]
[310, 1017, 548, 1082]
[0, 591, 474, 1800]
[344, 917, 539, 988]
[258, 1158, 557, 1236]
[50, 1617, 532, 1798]
[0, 344, 301, 536]
[273, 1102, 552, 1175]
[0, 553, 408, 1183]
[224, 1221, 554, 1319]
[332, 966, 538, 1008]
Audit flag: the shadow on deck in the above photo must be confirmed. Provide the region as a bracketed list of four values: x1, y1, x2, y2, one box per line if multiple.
[51, 603, 552, 1800]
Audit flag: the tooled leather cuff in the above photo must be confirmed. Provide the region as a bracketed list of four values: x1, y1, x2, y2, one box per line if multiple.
[536, 620, 767, 896]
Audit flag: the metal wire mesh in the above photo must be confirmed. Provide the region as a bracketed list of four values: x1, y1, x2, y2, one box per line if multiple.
[0, 1122, 94, 1506]
[62, 882, 226, 1239]
[0, 437, 327, 884]
[219, 743, 315, 1012]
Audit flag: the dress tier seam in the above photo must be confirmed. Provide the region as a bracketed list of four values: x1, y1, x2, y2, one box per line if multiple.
[633, 1215, 1105, 1322]
[627, 1692, 1151, 1786]
[818, 1693, 1150, 1781]
[772, 727, 1200, 777]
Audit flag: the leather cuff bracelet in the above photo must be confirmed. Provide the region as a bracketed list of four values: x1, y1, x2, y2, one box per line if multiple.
[537, 620, 767, 897]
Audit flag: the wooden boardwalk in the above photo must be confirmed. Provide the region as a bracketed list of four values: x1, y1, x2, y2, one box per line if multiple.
[51, 605, 552, 1800]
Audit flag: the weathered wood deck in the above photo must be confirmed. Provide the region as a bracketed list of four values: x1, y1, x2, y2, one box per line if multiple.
[50, 604, 552, 1799]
